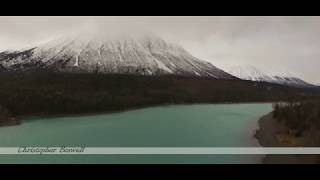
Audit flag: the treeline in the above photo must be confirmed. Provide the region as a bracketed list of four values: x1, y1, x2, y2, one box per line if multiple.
[0, 72, 317, 119]
[273, 100, 320, 136]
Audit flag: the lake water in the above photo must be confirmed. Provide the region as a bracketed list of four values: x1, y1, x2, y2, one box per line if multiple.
[0, 103, 272, 164]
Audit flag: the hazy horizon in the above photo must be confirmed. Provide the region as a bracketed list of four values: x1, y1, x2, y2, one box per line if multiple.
[0, 16, 319, 84]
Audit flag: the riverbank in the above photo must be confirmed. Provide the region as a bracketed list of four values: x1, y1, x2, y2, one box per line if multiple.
[255, 112, 320, 164]
[0, 117, 20, 127]
[0, 105, 20, 127]
[2, 102, 274, 128]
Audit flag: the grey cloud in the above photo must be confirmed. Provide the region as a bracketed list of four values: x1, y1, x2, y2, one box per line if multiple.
[0, 16, 319, 84]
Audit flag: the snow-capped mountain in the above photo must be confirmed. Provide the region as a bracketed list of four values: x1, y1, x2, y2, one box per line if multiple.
[0, 33, 235, 79]
[227, 65, 314, 88]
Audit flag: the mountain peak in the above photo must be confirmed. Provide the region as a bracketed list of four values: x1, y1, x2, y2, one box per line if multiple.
[0, 33, 235, 79]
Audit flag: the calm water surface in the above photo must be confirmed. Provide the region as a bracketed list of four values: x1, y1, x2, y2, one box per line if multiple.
[0, 103, 272, 164]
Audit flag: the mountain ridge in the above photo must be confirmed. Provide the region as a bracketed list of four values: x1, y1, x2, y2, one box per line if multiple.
[227, 65, 314, 88]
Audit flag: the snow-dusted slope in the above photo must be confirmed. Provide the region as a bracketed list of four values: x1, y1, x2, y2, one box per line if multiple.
[0, 34, 235, 79]
[227, 65, 314, 88]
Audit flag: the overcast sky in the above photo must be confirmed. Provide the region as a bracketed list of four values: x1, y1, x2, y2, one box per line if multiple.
[0, 16, 319, 84]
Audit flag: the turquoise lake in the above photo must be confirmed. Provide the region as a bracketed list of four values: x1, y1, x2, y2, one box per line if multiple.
[0, 103, 272, 164]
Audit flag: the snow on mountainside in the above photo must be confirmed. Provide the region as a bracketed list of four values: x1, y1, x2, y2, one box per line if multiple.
[0, 33, 235, 79]
[227, 65, 314, 88]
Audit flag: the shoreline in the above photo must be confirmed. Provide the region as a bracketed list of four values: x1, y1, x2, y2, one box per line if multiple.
[1, 102, 274, 127]
[0, 117, 21, 127]
[255, 112, 320, 164]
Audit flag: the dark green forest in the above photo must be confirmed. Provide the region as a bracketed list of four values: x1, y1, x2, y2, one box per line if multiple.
[0, 72, 318, 125]
[273, 99, 320, 136]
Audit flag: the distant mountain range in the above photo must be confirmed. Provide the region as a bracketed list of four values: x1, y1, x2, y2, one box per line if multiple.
[227, 65, 315, 88]
[0, 32, 315, 88]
